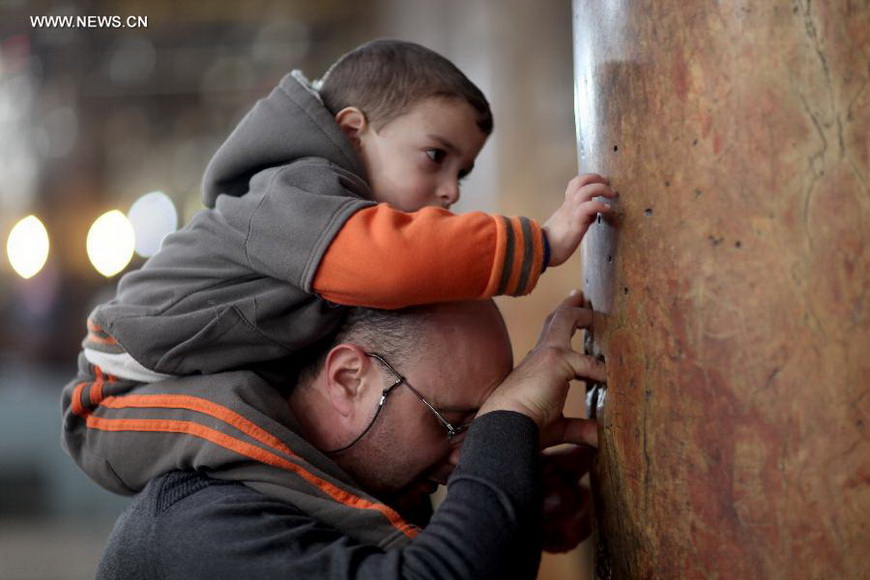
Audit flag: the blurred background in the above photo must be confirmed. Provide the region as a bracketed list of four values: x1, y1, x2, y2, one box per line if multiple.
[0, 0, 588, 578]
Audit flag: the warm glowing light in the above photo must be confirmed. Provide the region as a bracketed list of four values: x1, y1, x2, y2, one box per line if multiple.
[87, 210, 135, 277]
[6, 215, 50, 279]
[127, 191, 178, 257]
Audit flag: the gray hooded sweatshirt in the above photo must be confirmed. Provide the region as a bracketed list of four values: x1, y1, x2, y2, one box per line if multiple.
[88, 72, 375, 376]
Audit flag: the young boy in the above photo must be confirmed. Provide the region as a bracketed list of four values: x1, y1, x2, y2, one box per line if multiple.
[63, 40, 614, 516]
[75, 39, 614, 383]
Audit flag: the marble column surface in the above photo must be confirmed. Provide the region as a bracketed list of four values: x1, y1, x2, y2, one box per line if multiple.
[573, 1, 870, 578]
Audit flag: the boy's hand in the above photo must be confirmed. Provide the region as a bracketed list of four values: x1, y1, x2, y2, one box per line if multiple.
[543, 174, 617, 267]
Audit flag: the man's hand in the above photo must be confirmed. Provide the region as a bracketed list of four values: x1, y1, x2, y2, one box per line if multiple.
[543, 174, 617, 267]
[477, 291, 604, 448]
[540, 445, 595, 553]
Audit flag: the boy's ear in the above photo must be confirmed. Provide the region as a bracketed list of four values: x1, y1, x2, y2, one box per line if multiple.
[322, 343, 374, 418]
[334, 107, 368, 148]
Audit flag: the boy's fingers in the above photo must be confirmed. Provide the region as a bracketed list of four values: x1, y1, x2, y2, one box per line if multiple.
[578, 201, 613, 220]
[568, 173, 608, 191]
[572, 182, 617, 202]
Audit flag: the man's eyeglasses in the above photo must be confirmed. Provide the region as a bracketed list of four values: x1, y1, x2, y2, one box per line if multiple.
[326, 352, 472, 454]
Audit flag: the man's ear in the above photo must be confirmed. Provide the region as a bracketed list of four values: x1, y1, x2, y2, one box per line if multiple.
[322, 344, 374, 418]
[334, 107, 368, 149]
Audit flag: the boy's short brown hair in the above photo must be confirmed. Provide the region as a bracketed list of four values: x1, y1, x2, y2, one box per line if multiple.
[318, 39, 493, 134]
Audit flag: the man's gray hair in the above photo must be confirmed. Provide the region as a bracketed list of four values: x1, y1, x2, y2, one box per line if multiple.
[295, 306, 433, 388]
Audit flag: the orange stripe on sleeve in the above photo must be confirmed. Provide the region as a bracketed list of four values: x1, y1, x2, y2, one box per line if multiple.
[483, 216, 509, 297]
[89, 367, 106, 406]
[86, 318, 119, 345]
[520, 220, 545, 295]
[71, 382, 88, 417]
[85, 331, 119, 346]
[505, 218, 525, 295]
[85, 414, 418, 539]
[497, 217, 546, 297]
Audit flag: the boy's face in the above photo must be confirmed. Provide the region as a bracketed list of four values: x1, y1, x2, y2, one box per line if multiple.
[349, 97, 488, 211]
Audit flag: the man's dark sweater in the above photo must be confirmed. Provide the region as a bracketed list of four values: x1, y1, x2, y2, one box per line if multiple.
[96, 412, 543, 580]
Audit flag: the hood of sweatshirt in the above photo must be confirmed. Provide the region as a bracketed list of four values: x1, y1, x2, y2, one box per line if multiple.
[201, 71, 368, 208]
[62, 363, 420, 550]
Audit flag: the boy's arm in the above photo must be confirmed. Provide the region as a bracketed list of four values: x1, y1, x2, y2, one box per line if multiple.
[312, 205, 547, 309]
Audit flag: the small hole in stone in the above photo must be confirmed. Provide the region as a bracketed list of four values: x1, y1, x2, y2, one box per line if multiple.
[735, 240, 742, 248]
[692, 138, 699, 146]
[607, 255, 613, 263]
[624, 287, 629, 295]
[644, 208, 654, 217]
[664, 181, 670, 187]
[613, 144, 619, 153]
[596, 214, 602, 224]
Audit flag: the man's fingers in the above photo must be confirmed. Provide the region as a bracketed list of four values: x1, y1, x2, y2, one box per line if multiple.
[561, 418, 599, 448]
[565, 350, 606, 383]
[540, 297, 594, 346]
[542, 444, 595, 475]
[563, 289, 585, 306]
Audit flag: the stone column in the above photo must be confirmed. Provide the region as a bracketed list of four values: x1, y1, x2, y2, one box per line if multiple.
[573, 1, 870, 577]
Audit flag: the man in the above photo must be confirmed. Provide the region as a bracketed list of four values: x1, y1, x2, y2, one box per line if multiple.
[88, 293, 604, 579]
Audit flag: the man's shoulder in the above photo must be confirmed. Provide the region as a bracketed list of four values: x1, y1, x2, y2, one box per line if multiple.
[98, 472, 315, 579]
[149, 470, 248, 511]
[147, 471, 303, 517]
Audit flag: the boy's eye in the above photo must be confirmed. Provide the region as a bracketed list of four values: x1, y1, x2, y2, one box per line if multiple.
[426, 149, 447, 164]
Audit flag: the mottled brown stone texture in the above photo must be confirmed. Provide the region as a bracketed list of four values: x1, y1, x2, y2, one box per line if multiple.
[572, 1, 870, 578]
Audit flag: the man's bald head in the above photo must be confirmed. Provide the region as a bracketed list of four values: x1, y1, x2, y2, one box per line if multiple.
[296, 300, 511, 390]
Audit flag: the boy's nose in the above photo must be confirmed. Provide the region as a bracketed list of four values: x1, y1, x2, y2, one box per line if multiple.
[437, 180, 460, 208]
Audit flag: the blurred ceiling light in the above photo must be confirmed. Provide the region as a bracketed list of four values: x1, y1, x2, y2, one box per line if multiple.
[87, 210, 135, 277]
[6, 214, 50, 279]
[127, 191, 178, 258]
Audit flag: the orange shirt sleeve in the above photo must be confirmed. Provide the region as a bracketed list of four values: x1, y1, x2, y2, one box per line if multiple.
[312, 204, 545, 309]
